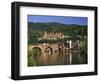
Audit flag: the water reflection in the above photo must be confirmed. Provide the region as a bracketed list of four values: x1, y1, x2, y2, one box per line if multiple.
[33, 49, 87, 66]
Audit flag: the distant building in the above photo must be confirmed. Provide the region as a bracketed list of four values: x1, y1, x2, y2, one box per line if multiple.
[43, 31, 64, 40]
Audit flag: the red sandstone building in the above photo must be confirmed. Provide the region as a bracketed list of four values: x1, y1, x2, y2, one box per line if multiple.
[43, 31, 64, 40]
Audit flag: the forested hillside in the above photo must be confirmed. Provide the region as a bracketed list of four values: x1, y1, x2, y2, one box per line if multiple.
[28, 22, 87, 44]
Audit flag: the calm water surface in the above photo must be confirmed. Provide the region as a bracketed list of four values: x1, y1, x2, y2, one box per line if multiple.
[33, 50, 87, 66]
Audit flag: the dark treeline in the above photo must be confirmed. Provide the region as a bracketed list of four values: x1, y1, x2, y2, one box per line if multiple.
[28, 22, 87, 44]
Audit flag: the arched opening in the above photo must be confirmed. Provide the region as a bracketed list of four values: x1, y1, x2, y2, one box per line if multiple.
[44, 47, 53, 56]
[55, 47, 62, 55]
[32, 47, 42, 57]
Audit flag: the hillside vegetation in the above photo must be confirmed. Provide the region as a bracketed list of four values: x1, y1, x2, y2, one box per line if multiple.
[28, 22, 87, 44]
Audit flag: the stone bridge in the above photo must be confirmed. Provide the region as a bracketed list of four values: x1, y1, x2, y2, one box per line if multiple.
[28, 40, 80, 55]
[28, 43, 64, 53]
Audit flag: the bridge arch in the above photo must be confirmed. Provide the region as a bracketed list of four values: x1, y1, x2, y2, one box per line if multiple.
[32, 47, 42, 56]
[54, 47, 62, 55]
[44, 47, 53, 56]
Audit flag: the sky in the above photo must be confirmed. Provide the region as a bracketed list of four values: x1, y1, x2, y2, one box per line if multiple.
[28, 15, 87, 25]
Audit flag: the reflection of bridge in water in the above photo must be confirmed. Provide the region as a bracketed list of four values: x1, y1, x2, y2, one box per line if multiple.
[28, 40, 80, 56]
[28, 40, 85, 66]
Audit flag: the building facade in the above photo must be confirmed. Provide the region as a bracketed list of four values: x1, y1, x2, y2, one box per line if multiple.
[43, 31, 64, 40]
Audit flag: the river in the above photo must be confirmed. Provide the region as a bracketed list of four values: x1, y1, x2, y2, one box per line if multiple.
[33, 50, 87, 66]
